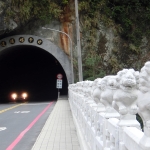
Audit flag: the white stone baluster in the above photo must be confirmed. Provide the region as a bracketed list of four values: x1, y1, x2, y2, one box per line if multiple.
[100, 76, 120, 119]
[107, 118, 119, 150]
[113, 69, 140, 128]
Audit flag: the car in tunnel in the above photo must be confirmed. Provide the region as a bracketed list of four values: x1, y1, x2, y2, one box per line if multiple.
[10, 92, 28, 102]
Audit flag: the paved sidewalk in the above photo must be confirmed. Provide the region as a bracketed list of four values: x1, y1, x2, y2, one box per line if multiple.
[32, 98, 81, 150]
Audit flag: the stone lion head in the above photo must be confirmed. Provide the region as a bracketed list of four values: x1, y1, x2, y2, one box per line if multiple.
[139, 61, 150, 93]
[117, 69, 138, 90]
[101, 75, 119, 90]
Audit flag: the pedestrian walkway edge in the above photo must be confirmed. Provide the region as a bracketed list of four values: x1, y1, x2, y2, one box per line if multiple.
[32, 99, 81, 150]
[69, 101, 90, 150]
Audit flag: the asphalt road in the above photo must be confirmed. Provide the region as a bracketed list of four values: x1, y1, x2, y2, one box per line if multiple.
[0, 101, 56, 150]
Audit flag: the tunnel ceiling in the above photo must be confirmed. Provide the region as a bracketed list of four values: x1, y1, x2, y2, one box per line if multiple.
[0, 45, 68, 102]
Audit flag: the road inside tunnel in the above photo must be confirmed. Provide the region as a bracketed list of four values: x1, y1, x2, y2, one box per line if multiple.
[0, 45, 68, 103]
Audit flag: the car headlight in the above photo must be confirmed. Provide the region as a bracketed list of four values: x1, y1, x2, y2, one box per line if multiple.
[11, 93, 17, 99]
[22, 93, 28, 99]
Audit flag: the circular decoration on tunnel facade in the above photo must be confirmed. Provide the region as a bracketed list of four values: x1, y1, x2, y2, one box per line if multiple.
[28, 37, 34, 43]
[9, 38, 15, 44]
[37, 39, 43, 45]
[19, 37, 25, 43]
[0, 41, 6, 47]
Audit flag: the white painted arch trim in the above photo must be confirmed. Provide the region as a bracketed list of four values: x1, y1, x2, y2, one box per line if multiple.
[0, 35, 72, 84]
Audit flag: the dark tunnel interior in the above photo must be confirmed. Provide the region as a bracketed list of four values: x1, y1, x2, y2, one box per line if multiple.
[0, 45, 68, 103]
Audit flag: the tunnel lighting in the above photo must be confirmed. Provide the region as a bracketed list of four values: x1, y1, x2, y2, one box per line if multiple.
[22, 93, 28, 99]
[11, 93, 17, 99]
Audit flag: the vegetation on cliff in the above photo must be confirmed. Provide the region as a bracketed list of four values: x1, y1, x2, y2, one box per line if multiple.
[78, 0, 150, 80]
[6, 0, 68, 24]
[3, 0, 150, 80]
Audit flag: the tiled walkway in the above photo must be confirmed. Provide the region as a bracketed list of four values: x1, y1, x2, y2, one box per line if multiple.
[32, 98, 81, 150]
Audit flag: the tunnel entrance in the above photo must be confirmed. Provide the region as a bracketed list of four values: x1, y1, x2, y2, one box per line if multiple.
[0, 45, 68, 102]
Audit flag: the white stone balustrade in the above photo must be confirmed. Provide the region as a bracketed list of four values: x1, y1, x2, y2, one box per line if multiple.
[68, 61, 150, 150]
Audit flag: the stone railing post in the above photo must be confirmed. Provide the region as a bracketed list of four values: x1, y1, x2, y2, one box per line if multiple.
[112, 69, 140, 150]
[112, 69, 140, 128]
[68, 61, 150, 150]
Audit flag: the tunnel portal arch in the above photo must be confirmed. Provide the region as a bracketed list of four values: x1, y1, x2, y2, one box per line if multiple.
[0, 35, 72, 84]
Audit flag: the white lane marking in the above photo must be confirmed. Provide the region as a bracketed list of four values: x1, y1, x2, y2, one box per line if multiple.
[21, 111, 30, 113]
[0, 127, 7, 131]
[14, 111, 20, 113]
[14, 111, 30, 113]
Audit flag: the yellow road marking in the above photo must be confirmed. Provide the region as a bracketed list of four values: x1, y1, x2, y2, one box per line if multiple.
[0, 103, 27, 114]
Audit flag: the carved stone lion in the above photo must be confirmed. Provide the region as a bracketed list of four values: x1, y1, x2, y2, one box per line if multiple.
[92, 78, 102, 104]
[101, 76, 118, 108]
[84, 80, 93, 100]
[137, 61, 150, 149]
[113, 69, 139, 115]
[91, 78, 106, 113]
[100, 75, 119, 117]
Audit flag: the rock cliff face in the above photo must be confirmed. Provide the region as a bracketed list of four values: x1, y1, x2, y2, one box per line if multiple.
[0, 0, 75, 56]
[0, 0, 150, 81]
